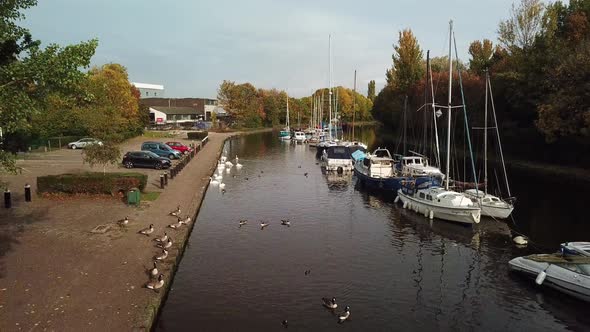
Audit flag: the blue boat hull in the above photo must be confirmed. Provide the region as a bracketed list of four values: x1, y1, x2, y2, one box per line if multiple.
[354, 167, 405, 192]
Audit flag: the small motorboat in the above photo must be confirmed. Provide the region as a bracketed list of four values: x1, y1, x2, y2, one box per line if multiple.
[509, 253, 590, 302]
[560, 242, 590, 257]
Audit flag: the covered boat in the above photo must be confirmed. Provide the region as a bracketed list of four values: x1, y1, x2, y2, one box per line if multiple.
[353, 148, 405, 192]
[509, 253, 590, 302]
[464, 189, 514, 219]
[322, 145, 352, 173]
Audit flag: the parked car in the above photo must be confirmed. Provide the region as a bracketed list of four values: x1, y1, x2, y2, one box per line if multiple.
[68, 138, 103, 149]
[165, 141, 192, 154]
[122, 151, 171, 169]
[141, 141, 182, 159]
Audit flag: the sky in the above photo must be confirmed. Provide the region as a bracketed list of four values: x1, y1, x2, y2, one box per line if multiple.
[24, 0, 516, 99]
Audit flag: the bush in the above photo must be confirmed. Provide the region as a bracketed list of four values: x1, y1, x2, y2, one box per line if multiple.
[37, 172, 148, 195]
[187, 131, 208, 140]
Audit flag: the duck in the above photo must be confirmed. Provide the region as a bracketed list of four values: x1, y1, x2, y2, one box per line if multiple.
[260, 221, 269, 228]
[118, 216, 129, 226]
[322, 297, 337, 309]
[158, 238, 173, 249]
[155, 232, 168, 243]
[169, 206, 181, 217]
[209, 177, 219, 186]
[513, 235, 528, 245]
[281, 219, 290, 226]
[169, 218, 184, 229]
[338, 306, 350, 323]
[239, 220, 247, 226]
[219, 182, 226, 189]
[155, 249, 168, 260]
[146, 274, 164, 291]
[139, 224, 154, 236]
[149, 262, 158, 277]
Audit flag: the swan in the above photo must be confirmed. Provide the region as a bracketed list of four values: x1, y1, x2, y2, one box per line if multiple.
[338, 306, 350, 323]
[236, 162, 243, 169]
[139, 224, 154, 236]
[225, 161, 233, 167]
[513, 236, 528, 245]
[214, 174, 223, 181]
[155, 249, 168, 260]
[210, 177, 219, 185]
[146, 274, 164, 291]
[322, 297, 337, 309]
[235, 155, 239, 163]
[219, 182, 226, 189]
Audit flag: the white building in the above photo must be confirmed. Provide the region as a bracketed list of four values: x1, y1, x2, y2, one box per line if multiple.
[132, 82, 165, 99]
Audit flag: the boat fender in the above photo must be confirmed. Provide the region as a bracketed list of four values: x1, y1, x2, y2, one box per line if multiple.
[429, 210, 434, 220]
[402, 201, 408, 209]
[394, 196, 400, 204]
[424, 209, 429, 218]
[536, 269, 547, 285]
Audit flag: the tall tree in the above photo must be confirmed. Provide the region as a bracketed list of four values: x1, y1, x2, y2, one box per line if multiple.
[498, 0, 545, 52]
[386, 29, 424, 92]
[367, 80, 376, 101]
[468, 39, 498, 73]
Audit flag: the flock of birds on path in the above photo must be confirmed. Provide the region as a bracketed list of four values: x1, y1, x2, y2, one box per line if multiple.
[117, 205, 192, 292]
[117, 153, 351, 326]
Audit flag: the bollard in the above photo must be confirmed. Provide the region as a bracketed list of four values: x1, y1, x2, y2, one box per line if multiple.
[24, 184, 31, 202]
[4, 189, 11, 208]
[160, 174, 165, 189]
[170, 167, 175, 179]
[164, 172, 168, 185]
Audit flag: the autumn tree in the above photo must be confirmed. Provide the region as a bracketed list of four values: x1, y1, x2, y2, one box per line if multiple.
[217, 81, 264, 128]
[498, 0, 545, 52]
[386, 29, 424, 93]
[367, 80, 376, 101]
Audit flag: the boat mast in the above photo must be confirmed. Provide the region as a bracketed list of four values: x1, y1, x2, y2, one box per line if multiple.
[286, 92, 290, 131]
[352, 70, 356, 141]
[445, 20, 453, 190]
[328, 34, 333, 141]
[429, 51, 441, 169]
[484, 70, 489, 195]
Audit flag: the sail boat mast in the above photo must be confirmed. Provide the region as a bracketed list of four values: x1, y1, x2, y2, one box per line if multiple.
[328, 34, 333, 141]
[446, 20, 453, 190]
[428, 51, 441, 169]
[352, 70, 356, 141]
[484, 70, 489, 195]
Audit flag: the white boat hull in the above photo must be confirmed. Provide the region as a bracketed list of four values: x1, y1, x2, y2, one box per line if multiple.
[481, 204, 514, 219]
[509, 256, 590, 302]
[397, 190, 481, 224]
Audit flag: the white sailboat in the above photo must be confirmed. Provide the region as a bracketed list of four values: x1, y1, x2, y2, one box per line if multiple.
[464, 70, 514, 219]
[396, 21, 481, 225]
[279, 93, 291, 141]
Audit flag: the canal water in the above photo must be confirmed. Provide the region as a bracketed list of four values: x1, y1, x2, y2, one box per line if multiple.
[157, 129, 590, 331]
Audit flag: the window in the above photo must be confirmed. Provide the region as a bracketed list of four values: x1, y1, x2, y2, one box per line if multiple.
[146, 91, 149, 96]
[419, 193, 425, 199]
[154, 92, 157, 96]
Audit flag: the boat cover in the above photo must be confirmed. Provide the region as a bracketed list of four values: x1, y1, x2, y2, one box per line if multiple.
[351, 150, 366, 161]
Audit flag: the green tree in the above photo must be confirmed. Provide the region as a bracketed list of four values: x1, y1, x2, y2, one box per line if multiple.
[367, 80, 376, 101]
[468, 39, 499, 73]
[82, 142, 121, 175]
[498, 0, 545, 52]
[386, 29, 424, 92]
[217, 80, 263, 128]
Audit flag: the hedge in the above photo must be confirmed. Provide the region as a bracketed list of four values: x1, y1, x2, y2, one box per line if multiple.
[187, 131, 208, 140]
[37, 172, 148, 195]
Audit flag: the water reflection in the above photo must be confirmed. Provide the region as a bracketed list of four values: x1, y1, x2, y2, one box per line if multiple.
[158, 130, 589, 332]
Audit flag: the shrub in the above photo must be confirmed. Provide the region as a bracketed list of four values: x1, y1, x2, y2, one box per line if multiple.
[37, 172, 148, 195]
[187, 131, 208, 140]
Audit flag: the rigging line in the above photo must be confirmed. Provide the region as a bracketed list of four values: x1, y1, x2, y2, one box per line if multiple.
[487, 74, 511, 197]
[453, 31, 479, 189]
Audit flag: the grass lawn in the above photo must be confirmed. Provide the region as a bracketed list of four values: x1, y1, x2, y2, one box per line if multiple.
[142, 131, 177, 139]
[141, 191, 161, 201]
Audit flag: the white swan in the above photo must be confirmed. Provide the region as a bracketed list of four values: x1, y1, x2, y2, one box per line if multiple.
[219, 182, 226, 189]
[225, 161, 233, 167]
[235, 162, 243, 169]
[210, 177, 219, 185]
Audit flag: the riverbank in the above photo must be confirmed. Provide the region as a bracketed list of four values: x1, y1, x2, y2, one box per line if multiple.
[0, 131, 261, 331]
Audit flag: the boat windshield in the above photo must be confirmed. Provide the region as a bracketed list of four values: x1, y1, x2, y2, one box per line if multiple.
[559, 263, 590, 276]
[327, 146, 350, 159]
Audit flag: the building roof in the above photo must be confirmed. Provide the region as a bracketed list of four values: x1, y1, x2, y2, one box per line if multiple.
[143, 98, 216, 112]
[150, 106, 201, 115]
[132, 82, 164, 90]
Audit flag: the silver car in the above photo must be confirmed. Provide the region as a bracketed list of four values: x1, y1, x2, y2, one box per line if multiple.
[68, 138, 103, 149]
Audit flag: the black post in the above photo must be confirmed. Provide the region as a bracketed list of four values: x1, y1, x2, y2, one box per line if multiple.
[24, 184, 31, 202]
[164, 172, 168, 185]
[160, 174, 165, 189]
[170, 167, 175, 179]
[4, 189, 11, 208]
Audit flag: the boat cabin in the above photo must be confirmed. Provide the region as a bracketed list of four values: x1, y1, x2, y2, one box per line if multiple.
[401, 156, 444, 178]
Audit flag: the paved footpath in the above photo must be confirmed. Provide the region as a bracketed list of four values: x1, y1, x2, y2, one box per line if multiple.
[0, 132, 236, 331]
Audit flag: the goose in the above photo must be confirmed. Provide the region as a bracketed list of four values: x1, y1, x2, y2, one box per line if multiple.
[149, 262, 158, 277]
[155, 249, 168, 260]
[169, 218, 184, 229]
[304, 172, 308, 177]
[169, 206, 181, 217]
[139, 224, 154, 236]
[239, 220, 247, 226]
[281, 219, 290, 226]
[155, 232, 168, 243]
[338, 306, 350, 323]
[158, 238, 173, 249]
[260, 221, 269, 228]
[146, 274, 164, 291]
[210, 177, 219, 186]
[322, 297, 337, 309]
[282, 320, 288, 328]
[118, 216, 129, 226]
[181, 216, 191, 224]
[513, 235, 528, 245]
[219, 182, 226, 189]
[304, 269, 311, 275]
